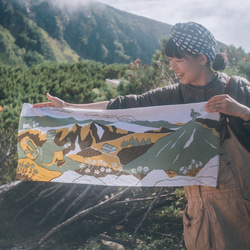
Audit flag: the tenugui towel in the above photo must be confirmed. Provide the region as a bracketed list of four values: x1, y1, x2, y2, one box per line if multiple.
[16, 102, 220, 187]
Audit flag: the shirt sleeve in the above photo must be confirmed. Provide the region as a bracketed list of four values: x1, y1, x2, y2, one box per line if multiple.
[227, 76, 250, 147]
[107, 84, 182, 109]
[228, 76, 250, 107]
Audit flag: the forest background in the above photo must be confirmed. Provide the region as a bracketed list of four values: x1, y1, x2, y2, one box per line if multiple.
[1, 0, 250, 249]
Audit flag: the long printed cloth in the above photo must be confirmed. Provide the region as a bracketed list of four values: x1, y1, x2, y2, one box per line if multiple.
[16, 102, 220, 187]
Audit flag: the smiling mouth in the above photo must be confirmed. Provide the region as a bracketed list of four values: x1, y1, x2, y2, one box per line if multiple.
[176, 73, 184, 77]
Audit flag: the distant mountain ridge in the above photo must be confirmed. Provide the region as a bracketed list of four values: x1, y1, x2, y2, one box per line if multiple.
[0, 0, 172, 65]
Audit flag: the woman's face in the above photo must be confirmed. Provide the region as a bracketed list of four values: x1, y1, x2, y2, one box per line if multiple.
[168, 54, 205, 86]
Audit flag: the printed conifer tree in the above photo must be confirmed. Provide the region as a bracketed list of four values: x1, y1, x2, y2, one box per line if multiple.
[121, 140, 129, 147]
[140, 138, 146, 146]
[134, 138, 139, 146]
[129, 137, 134, 146]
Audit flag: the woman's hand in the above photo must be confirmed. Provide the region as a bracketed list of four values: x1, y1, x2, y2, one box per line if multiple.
[205, 94, 250, 121]
[33, 93, 66, 108]
[33, 93, 109, 110]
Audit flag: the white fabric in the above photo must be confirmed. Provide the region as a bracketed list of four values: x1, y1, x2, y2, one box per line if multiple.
[16, 102, 220, 187]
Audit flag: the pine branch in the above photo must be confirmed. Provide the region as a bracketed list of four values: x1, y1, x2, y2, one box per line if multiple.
[13, 183, 43, 204]
[132, 188, 163, 244]
[0, 180, 22, 196]
[57, 184, 92, 223]
[38, 187, 131, 246]
[38, 184, 78, 225]
[114, 193, 175, 204]
[14, 183, 63, 221]
[0, 144, 17, 164]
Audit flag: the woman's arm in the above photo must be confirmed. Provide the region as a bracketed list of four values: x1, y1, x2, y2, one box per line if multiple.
[33, 93, 109, 110]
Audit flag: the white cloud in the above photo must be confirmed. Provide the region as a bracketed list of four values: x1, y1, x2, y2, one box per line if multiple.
[98, 0, 250, 52]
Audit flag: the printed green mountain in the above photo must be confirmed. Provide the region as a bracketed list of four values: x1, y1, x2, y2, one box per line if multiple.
[122, 119, 220, 177]
[131, 120, 181, 130]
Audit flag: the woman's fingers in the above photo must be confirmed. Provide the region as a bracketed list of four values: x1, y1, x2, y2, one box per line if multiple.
[33, 93, 65, 108]
[46, 92, 53, 101]
[205, 94, 248, 119]
[33, 101, 50, 108]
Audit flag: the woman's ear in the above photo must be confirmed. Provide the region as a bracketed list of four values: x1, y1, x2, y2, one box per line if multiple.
[199, 53, 208, 65]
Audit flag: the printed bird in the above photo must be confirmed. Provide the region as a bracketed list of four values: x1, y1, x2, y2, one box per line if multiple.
[190, 109, 201, 120]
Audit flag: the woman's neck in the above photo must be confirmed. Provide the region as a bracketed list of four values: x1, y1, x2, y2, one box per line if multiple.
[190, 68, 216, 87]
[204, 68, 217, 85]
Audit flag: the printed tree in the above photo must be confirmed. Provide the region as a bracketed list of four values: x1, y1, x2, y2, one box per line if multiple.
[121, 140, 129, 147]
[140, 138, 146, 146]
[129, 137, 134, 146]
[134, 138, 140, 146]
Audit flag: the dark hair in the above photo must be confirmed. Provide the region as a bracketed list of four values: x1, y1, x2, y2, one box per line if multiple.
[165, 37, 184, 59]
[165, 37, 201, 59]
[212, 53, 228, 71]
[165, 38, 228, 71]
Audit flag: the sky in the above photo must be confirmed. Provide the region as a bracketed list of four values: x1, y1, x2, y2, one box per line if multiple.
[97, 0, 250, 53]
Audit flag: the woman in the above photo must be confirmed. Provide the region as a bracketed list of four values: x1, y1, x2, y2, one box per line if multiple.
[34, 22, 250, 249]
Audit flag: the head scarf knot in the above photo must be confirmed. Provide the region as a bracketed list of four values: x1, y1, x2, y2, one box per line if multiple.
[171, 22, 217, 62]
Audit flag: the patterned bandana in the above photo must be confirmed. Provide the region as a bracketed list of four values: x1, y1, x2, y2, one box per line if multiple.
[171, 22, 217, 62]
